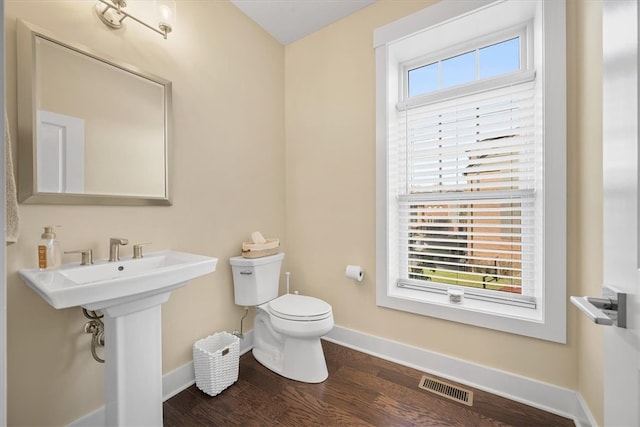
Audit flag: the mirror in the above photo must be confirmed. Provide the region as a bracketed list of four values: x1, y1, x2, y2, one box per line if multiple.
[16, 20, 172, 205]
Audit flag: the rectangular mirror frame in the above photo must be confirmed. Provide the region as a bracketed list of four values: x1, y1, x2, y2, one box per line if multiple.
[16, 19, 172, 206]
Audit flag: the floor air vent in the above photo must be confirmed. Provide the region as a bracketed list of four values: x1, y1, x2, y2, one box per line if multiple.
[418, 375, 474, 406]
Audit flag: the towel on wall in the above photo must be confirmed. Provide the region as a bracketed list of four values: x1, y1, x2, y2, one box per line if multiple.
[5, 113, 19, 244]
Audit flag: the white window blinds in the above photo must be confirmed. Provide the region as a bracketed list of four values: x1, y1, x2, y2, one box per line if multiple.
[394, 80, 538, 304]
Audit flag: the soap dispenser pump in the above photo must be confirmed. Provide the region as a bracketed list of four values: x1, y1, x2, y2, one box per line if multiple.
[38, 225, 62, 270]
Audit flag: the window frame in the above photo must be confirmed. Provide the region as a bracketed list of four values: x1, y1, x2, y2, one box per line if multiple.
[401, 22, 532, 102]
[374, 0, 566, 343]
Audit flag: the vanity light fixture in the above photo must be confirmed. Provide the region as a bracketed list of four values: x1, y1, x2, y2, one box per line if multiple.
[95, 0, 176, 39]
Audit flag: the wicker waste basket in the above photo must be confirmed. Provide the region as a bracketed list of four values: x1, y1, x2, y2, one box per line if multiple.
[193, 332, 239, 396]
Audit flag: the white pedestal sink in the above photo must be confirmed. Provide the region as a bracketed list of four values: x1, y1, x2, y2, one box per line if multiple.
[19, 250, 218, 426]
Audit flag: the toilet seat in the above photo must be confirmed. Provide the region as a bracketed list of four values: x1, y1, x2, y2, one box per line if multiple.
[268, 294, 332, 322]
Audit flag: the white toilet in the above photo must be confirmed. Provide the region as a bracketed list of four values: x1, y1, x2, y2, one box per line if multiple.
[229, 252, 334, 383]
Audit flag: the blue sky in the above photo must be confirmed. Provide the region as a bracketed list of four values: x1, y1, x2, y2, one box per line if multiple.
[408, 37, 520, 97]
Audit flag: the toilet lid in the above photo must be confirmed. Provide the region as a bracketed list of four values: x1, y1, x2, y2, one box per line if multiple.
[268, 293, 332, 321]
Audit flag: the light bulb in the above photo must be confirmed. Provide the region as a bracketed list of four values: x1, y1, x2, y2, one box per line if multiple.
[159, 5, 171, 24]
[154, 0, 175, 33]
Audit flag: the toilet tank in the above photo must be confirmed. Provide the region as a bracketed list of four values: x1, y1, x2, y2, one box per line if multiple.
[229, 252, 284, 306]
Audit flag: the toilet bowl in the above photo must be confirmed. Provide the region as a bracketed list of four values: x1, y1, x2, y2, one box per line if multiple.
[253, 293, 333, 383]
[229, 253, 334, 383]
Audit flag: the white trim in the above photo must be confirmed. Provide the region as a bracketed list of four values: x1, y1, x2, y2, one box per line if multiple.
[539, 0, 568, 343]
[67, 403, 104, 427]
[399, 69, 536, 110]
[68, 327, 597, 427]
[68, 332, 254, 427]
[576, 392, 601, 427]
[373, 0, 496, 48]
[324, 325, 594, 427]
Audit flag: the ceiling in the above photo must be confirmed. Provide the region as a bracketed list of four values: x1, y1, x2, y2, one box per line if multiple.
[229, 0, 377, 45]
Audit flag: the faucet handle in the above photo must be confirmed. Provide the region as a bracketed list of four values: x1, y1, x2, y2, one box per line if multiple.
[65, 249, 94, 265]
[133, 243, 151, 259]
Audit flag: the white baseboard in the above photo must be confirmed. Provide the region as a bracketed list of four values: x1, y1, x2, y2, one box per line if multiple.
[70, 325, 596, 427]
[68, 332, 254, 427]
[575, 392, 600, 427]
[324, 325, 595, 427]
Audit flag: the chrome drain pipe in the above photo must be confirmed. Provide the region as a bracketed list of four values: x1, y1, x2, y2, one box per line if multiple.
[82, 309, 105, 363]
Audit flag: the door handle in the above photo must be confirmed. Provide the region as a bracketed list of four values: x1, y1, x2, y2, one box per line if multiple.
[570, 286, 627, 328]
[570, 296, 615, 325]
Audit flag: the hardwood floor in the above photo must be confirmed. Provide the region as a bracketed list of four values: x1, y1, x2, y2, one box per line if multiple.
[164, 340, 575, 426]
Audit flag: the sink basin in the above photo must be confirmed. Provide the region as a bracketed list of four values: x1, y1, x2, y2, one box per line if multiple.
[19, 250, 218, 310]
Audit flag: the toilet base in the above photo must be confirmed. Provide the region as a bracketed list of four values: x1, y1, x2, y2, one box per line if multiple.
[252, 307, 331, 383]
[253, 337, 328, 383]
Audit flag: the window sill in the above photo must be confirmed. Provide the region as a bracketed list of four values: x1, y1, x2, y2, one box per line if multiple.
[392, 285, 541, 321]
[377, 284, 564, 343]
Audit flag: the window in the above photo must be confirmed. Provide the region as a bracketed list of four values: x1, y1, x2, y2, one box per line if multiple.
[479, 38, 520, 79]
[407, 36, 522, 98]
[375, 0, 566, 342]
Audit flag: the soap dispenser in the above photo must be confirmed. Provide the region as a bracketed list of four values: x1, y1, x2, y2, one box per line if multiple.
[38, 225, 62, 270]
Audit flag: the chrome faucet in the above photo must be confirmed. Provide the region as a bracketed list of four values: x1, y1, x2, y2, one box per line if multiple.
[109, 238, 129, 262]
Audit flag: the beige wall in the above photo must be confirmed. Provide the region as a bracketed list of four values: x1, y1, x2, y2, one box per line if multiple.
[285, 0, 603, 425]
[570, 0, 604, 425]
[5, 1, 284, 425]
[5, 0, 605, 425]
